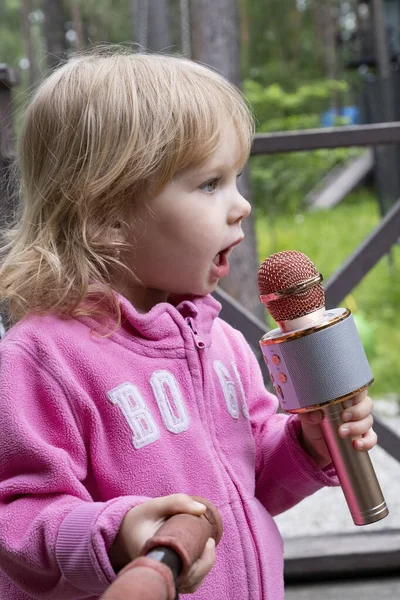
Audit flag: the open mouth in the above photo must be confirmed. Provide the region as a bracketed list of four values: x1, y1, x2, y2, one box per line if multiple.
[213, 247, 232, 266]
[211, 237, 244, 277]
[213, 252, 223, 265]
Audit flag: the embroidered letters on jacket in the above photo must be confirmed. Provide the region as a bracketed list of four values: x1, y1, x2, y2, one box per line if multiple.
[107, 361, 249, 449]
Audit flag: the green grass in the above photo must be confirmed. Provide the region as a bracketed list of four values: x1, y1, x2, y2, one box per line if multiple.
[255, 191, 400, 399]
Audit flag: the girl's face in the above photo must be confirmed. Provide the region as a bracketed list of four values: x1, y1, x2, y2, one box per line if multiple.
[114, 127, 251, 313]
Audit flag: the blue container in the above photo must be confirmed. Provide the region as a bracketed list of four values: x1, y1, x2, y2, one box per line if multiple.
[321, 106, 360, 127]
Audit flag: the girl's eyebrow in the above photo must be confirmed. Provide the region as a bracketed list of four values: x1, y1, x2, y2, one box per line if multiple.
[177, 158, 244, 181]
[177, 166, 221, 181]
[194, 161, 242, 176]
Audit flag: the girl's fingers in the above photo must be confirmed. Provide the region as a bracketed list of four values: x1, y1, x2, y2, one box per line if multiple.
[342, 389, 368, 409]
[178, 538, 216, 594]
[342, 393, 368, 410]
[353, 428, 378, 451]
[119, 495, 207, 560]
[339, 414, 374, 438]
[141, 494, 206, 520]
[341, 396, 373, 423]
[299, 409, 324, 427]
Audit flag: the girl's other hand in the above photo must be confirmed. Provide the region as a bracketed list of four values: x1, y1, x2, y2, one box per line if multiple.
[298, 391, 377, 468]
[109, 494, 216, 593]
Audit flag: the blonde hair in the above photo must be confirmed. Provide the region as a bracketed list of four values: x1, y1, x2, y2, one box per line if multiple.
[0, 49, 254, 322]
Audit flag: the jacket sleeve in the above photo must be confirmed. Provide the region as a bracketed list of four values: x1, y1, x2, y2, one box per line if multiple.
[231, 330, 338, 517]
[0, 341, 146, 599]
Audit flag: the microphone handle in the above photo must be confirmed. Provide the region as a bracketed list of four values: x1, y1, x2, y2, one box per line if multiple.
[320, 391, 389, 525]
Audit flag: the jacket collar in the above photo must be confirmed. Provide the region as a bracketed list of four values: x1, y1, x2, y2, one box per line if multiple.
[81, 291, 222, 349]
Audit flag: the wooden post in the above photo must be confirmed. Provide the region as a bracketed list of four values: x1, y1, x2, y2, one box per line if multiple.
[371, 0, 391, 79]
[180, 0, 191, 56]
[369, 0, 400, 219]
[0, 64, 19, 223]
[43, 0, 68, 70]
[147, 0, 171, 52]
[0, 65, 19, 161]
[0, 65, 19, 333]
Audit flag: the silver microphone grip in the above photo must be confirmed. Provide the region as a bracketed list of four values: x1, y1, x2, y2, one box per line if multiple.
[320, 395, 389, 525]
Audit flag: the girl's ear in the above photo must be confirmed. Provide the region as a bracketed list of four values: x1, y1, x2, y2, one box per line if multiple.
[109, 221, 127, 244]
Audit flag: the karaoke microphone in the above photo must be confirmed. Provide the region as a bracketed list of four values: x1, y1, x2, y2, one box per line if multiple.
[258, 250, 389, 526]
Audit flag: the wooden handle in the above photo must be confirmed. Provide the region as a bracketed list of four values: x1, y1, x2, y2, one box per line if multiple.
[141, 496, 223, 576]
[101, 497, 223, 600]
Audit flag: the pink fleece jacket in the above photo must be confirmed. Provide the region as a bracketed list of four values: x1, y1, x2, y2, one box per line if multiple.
[0, 293, 338, 599]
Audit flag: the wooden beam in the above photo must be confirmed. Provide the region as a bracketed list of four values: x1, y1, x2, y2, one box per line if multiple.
[285, 577, 400, 599]
[251, 122, 400, 155]
[324, 199, 400, 307]
[213, 286, 270, 382]
[373, 416, 400, 463]
[284, 529, 400, 583]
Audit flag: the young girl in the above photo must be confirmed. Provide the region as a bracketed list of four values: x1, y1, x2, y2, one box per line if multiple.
[0, 51, 376, 600]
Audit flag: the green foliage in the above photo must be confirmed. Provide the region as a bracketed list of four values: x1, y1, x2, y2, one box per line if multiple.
[0, 0, 24, 69]
[245, 78, 349, 125]
[250, 148, 359, 217]
[256, 190, 400, 399]
[245, 77, 361, 217]
[245, 0, 325, 87]
[69, 0, 132, 45]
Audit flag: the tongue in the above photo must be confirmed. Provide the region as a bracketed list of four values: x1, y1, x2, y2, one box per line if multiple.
[213, 250, 230, 278]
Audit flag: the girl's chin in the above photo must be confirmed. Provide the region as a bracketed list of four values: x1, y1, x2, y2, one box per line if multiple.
[169, 284, 217, 299]
[169, 271, 221, 298]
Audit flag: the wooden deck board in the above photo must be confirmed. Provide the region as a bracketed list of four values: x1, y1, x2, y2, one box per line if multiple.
[284, 530, 400, 582]
[285, 577, 400, 599]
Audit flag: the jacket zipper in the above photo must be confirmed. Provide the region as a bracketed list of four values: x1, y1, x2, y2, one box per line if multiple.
[186, 316, 263, 599]
[186, 317, 206, 349]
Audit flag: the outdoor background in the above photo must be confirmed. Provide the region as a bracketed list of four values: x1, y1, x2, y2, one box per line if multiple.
[1, 2, 400, 589]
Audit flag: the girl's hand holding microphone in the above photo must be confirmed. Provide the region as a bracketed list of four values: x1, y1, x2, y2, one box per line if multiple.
[298, 392, 376, 468]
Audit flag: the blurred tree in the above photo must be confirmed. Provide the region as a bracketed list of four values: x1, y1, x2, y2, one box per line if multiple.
[245, 0, 324, 86]
[147, 0, 171, 52]
[0, 0, 24, 70]
[43, 0, 68, 69]
[313, 0, 341, 110]
[131, 0, 148, 47]
[70, 0, 85, 51]
[21, 0, 40, 86]
[191, 0, 264, 319]
[179, 0, 191, 55]
[165, 0, 191, 55]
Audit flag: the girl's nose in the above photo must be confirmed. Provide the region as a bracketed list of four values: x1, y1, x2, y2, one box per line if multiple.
[241, 195, 252, 220]
[229, 189, 251, 224]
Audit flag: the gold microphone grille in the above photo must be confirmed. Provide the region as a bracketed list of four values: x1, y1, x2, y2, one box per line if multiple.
[258, 251, 325, 322]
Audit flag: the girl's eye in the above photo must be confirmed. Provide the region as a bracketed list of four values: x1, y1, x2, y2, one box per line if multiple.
[199, 178, 220, 193]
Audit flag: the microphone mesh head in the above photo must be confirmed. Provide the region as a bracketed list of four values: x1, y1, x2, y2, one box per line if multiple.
[258, 251, 325, 322]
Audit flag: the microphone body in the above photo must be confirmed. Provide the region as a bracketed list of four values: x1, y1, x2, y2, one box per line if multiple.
[258, 252, 388, 526]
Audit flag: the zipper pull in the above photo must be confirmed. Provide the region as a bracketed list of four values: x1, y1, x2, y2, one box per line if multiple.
[186, 318, 206, 349]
